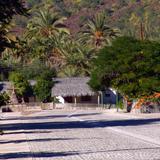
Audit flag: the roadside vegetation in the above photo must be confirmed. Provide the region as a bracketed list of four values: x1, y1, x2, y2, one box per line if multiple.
[89, 37, 160, 107]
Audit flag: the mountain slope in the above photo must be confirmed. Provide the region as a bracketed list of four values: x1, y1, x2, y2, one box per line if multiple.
[13, 0, 160, 39]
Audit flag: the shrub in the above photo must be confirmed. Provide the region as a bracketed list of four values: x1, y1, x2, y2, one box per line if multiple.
[0, 92, 10, 107]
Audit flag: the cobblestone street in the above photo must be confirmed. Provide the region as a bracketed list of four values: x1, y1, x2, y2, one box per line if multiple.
[1, 110, 160, 160]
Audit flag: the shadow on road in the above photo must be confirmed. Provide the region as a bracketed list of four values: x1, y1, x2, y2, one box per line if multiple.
[0, 151, 79, 159]
[1, 147, 160, 159]
[1, 113, 160, 159]
[0, 138, 76, 144]
[3, 112, 101, 121]
[1, 117, 160, 131]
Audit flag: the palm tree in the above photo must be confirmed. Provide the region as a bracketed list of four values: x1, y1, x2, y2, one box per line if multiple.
[24, 8, 70, 70]
[0, 23, 17, 57]
[79, 12, 120, 48]
[42, 32, 69, 70]
[2, 37, 31, 65]
[58, 40, 96, 77]
[26, 9, 69, 39]
[128, 11, 160, 41]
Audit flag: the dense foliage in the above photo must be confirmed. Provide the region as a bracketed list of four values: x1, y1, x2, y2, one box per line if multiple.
[16, 60, 56, 80]
[0, 0, 27, 53]
[89, 37, 160, 99]
[0, 92, 10, 107]
[9, 72, 32, 99]
[1, 0, 159, 78]
[34, 71, 55, 102]
[79, 12, 120, 48]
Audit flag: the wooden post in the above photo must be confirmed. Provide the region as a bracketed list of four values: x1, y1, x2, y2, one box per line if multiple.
[140, 22, 144, 41]
[100, 91, 103, 106]
[116, 92, 119, 112]
[74, 97, 77, 106]
[98, 94, 100, 106]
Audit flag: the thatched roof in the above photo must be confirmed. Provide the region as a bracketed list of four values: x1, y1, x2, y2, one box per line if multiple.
[51, 77, 96, 97]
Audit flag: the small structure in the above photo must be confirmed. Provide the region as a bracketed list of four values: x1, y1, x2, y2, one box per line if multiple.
[52, 77, 100, 104]
[101, 88, 117, 105]
[0, 82, 12, 93]
[51, 77, 117, 105]
[0, 82, 18, 104]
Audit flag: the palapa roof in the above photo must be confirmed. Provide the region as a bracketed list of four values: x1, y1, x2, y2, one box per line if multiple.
[51, 77, 96, 97]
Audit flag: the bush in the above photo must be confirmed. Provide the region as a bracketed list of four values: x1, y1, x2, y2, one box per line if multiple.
[9, 72, 32, 98]
[34, 71, 55, 102]
[0, 92, 10, 107]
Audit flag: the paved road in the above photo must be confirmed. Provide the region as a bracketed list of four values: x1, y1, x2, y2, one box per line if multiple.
[1, 110, 160, 160]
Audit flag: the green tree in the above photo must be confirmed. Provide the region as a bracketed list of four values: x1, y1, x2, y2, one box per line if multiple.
[9, 72, 32, 101]
[0, 0, 27, 54]
[1, 37, 30, 66]
[42, 32, 69, 69]
[0, 92, 10, 107]
[17, 60, 56, 80]
[24, 8, 70, 70]
[79, 12, 120, 48]
[118, 2, 160, 41]
[57, 38, 96, 77]
[26, 9, 69, 39]
[89, 37, 160, 99]
[34, 71, 55, 102]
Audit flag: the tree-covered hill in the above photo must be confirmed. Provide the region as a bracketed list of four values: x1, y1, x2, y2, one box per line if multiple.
[13, 0, 160, 40]
[1, 0, 159, 80]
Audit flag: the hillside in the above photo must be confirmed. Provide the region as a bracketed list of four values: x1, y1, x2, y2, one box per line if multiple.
[0, 0, 160, 81]
[13, 0, 160, 40]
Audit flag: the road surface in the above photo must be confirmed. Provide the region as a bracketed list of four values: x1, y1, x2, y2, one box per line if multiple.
[1, 109, 160, 160]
